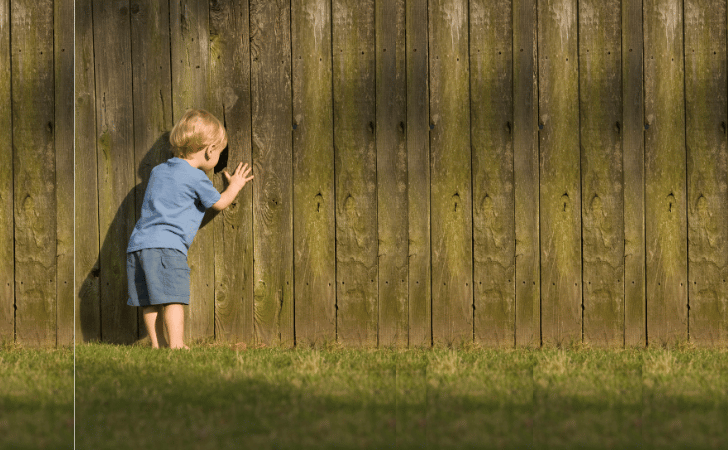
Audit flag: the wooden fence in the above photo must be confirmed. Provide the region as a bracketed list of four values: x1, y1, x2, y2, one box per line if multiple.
[0, 0, 73, 347]
[75, 0, 728, 348]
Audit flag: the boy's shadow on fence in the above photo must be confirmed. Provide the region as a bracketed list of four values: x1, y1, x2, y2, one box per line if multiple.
[78, 133, 172, 344]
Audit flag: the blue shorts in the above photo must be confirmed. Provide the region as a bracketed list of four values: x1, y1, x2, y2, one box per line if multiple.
[127, 248, 190, 306]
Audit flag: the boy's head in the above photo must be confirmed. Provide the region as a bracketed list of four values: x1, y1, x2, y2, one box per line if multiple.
[169, 109, 227, 159]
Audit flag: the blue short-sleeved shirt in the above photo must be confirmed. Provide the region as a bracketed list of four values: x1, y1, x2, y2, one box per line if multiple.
[127, 157, 221, 255]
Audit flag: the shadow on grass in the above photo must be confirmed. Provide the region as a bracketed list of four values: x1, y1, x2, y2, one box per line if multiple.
[75, 345, 728, 450]
[75, 345, 534, 450]
[0, 348, 73, 450]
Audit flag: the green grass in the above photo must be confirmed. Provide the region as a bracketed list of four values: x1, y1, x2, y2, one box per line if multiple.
[73, 341, 728, 450]
[0, 343, 73, 450]
[4, 342, 724, 449]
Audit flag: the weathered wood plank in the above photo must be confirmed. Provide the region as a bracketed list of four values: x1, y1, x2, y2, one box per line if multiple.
[376, 0, 407, 348]
[250, 0, 293, 347]
[513, 0, 540, 347]
[685, 0, 728, 346]
[93, 0, 137, 344]
[538, 0, 581, 346]
[579, 0, 624, 347]
[0, 0, 13, 341]
[12, 0, 57, 346]
[429, 0, 473, 346]
[292, 0, 336, 347]
[55, 0, 74, 346]
[333, 0, 378, 347]
[406, 0, 431, 347]
[209, 0, 254, 343]
[644, 0, 688, 346]
[75, 0, 100, 343]
[471, 0, 515, 347]
[130, 0, 173, 218]
[130, 0, 173, 341]
[170, 0, 214, 342]
[622, 0, 645, 347]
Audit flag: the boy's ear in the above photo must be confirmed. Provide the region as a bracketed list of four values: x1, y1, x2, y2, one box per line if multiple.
[203, 145, 212, 160]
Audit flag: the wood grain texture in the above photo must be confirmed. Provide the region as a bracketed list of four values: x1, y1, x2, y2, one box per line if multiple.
[429, 0, 473, 346]
[538, 0, 582, 346]
[376, 0, 408, 348]
[579, 0, 624, 347]
[75, 0, 100, 343]
[68, 0, 728, 349]
[333, 0, 378, 346]
[93, 0, 137, 344]
[514, 0, 540, 347]
[292, 0, 336, 347]
[130, 0, 173, 206]
[250, 0, 294, 347]
[12, 0, 57, 346]
[0, 0, 13, 341]
[622, 0, 646, 347]
[644, 0, 688, 346]
[406, 0, 431, 347]
[170, 0, 214, 342]
[209, 0, 254, 343]
[130, 0, 174, 341]
[685, 0, 728, 346]
[471, 0, 515, 347]
[55, 0, 74, 346]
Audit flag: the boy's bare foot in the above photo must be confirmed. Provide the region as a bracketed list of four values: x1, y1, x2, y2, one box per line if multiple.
[170, 344, 189, 350]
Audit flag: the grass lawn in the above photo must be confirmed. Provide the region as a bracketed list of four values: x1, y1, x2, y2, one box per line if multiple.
[74, 341, 728, 450]
[0, 343, 73, 450]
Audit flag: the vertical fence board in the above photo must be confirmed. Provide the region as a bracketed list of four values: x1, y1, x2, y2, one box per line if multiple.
[430, 0, 473, 346]
[93, 0, 136, 344]
[130, 0, 173, 341]
[250, 0, 293, 347]
[377, 0, 408, 347]
[0, 0, 13, 341]
[75, 0, 100, 343]
[538, 0, 581, 346]
[13, 0, 56, 346]
[471, 0, 515, 347]
[579, 0, 624, 347]
[406, 0, 431, 347]
[623, 0, 646, 347]
[685, 0, 728, 346]
[514, 0, 540, 347]
[55, 0, 74, 346]
[130, 1, 174, 221]
[292, 0, 336, 346]
[170, 0, 214, 342]
[209, 0, 254, 343]
[333, 0, 378, 347]
[644, 0, 687, 346]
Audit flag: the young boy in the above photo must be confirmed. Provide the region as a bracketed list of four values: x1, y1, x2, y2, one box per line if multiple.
[126, 109, 253, 349]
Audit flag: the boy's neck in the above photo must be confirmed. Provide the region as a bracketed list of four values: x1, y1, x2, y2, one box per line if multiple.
[182, 152, 206, 170]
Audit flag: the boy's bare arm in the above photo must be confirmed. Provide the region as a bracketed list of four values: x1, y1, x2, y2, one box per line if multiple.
[211, 162, 253, 211]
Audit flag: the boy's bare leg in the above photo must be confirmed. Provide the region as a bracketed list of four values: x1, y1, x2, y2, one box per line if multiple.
[155, 308, 168, 348]
[142, 305, 167, 348]
[164, 303, 188, 349]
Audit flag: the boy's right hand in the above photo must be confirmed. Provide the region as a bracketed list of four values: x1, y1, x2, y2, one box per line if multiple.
[223, 162, 254, 192]
[211, 162, 254, 211]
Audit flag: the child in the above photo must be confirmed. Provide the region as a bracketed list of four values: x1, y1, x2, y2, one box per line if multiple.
[126, 109, 253, 349]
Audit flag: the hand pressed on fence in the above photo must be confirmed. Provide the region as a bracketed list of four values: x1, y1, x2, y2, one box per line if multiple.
[126, 109, 254, 349]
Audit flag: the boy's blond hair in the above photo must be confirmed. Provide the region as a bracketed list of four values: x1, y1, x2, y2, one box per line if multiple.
[169, 109, 227, 158]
